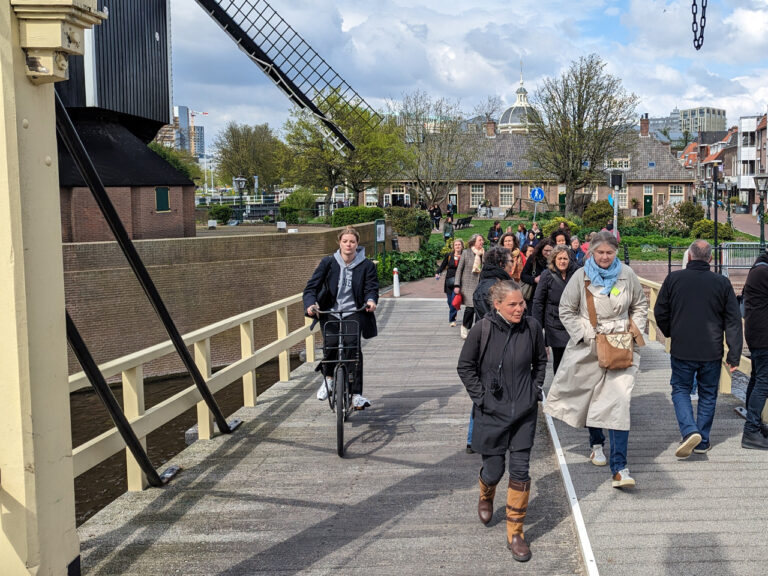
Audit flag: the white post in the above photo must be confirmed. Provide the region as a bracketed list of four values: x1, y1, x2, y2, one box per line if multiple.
[613, 185, 620, 238]
[393, 268, 401, 297]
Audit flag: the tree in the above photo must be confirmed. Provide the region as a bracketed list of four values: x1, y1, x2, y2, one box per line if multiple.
[527, 54, 639, 214]
[282, 92, 406, 209]
[394, 90, 488, 205]
[213, 122, 286, 193]
[148, 142, 202, 184]
[473, 95, 503, 123]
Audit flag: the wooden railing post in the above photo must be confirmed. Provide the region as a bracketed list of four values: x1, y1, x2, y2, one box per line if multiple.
[277, 306, 290, 381]
[305, 316, 315, 363]
[719, 342, 732, 394]
[241, 320, 257, 406]
[123, 365, 147, 491]
[647, 286, 658, 342]
[194, 338, 214, 439]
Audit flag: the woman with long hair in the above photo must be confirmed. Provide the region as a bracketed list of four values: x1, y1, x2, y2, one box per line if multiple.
[435, 238, 464, 327]
[454, 233, 485, 339]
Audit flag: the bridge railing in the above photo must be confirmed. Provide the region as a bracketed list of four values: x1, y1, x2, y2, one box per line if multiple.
[68, 293, 318, 490]
[640, 276, 751, 396]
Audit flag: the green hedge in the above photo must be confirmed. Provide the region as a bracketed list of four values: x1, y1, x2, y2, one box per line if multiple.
[331, 206, 385, 227]
[385, 206, 432, 245]
[207, 204, 232, 223]
[691, 220, 735, 241]
[279, 206, 315, 224]
[583, 200, 625, 229]
[377, 243, 442, 285]
[542, 216, 581, 237]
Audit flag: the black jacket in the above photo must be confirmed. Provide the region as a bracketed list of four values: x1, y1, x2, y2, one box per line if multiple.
[654, 259, 742, 364]
[520, 255, 546, 299]
[473, 263, 511, 319]
[743, 253, 768, 349]
[457, 311, 547, 455]
[436, 252, 461, 294]
[531, 262, 579, 348]
[303, 252, 379, 339]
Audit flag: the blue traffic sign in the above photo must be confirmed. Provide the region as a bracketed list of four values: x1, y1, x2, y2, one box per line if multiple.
[530, 187, 545, 202]
[608, 194, 614, 208]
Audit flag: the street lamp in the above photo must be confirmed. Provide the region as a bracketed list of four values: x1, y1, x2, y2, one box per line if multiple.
[754, 174, 768, 250]
[234, 176, 247, 223]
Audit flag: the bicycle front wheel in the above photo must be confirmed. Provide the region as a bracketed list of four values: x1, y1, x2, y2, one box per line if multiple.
[334, 364, 347, 457]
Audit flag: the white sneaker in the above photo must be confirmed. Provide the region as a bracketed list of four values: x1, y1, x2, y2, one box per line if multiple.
[460, 325, 469, 339]
[352, 394, 371, 410]
[690, 393, 699, 401]
[611, 468, 636, 488]
[317, 377, 333, 401]
[590, 445, 607, 466]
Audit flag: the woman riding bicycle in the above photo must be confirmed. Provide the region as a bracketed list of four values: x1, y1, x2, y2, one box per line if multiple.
[303, 226, 379, 410]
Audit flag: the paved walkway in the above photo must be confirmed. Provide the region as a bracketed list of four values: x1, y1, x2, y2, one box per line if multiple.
[79, 299, 583, 575]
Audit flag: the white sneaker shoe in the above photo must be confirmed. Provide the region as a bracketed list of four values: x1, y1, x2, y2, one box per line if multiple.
[317, 377, 333, 401]
[460, 325, 469, 339]
[352, 394, 371, 410]
[611, 468, 636, 488]
[590, 444, 607, 466]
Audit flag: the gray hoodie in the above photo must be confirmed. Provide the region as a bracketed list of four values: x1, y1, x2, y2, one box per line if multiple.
[333, 246, 367, 314]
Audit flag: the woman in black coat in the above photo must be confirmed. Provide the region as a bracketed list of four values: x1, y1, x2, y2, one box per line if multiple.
[531, 244, 578, 374]
[435, 238, 464, 327]
[457, 280, 547, 562]
[520, 239, 553, 308]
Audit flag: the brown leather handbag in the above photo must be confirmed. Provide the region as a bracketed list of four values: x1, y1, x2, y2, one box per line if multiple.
[585, 281, 644, 370]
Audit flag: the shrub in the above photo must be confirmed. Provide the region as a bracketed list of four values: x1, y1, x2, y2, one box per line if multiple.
[690, 220, 734, 242]
[730, 196, 741, 206]
[331, 206, 385, 227]
[621, 216, 654, 236]
[207, 204, 232, 223]
[649, 204, 689, 237]
[677, 200, 705, 231]
[582, 200, 625, 230]
[377, 243, 442, 285]
[385, 206, 432, 245]
[542, 217, 580, 237]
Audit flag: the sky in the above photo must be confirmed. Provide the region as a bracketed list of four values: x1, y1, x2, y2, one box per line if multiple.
[169, 0, 768, 153]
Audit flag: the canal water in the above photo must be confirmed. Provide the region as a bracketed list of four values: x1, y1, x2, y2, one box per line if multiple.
[70, 357, 298, 526]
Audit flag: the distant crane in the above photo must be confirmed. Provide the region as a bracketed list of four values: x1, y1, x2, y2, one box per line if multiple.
[194, 0, 380, 153]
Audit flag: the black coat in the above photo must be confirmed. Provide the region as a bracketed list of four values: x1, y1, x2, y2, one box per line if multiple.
[473, 264, 511, 319]
[457, 311, 547, 455]
[531, 262, 578, 348]
[520, 255, 546, 300]
[654, 259, 742, 364]
[303, 253, 379, 339]
[743, 253, 768, 349]
[436, 252, 461, 294]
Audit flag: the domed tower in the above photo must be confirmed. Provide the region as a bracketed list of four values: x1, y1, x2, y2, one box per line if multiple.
[498, 65, 533, 134]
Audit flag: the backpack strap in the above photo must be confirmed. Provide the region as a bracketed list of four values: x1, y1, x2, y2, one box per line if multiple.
[478, 318, 491, 366]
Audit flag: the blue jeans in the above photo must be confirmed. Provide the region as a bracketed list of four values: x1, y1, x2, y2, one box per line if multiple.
[447, 292, 458, 323]
[745, 348, 768, 434]
[670, 357, 721, 447]
[467, 405, 475, 444]
[588, 427, 628, 474]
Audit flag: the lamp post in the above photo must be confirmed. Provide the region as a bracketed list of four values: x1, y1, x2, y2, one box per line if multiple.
[727, 184, 734, 228]
[754, 174, 768, 250]
[234, 176, 247, 223]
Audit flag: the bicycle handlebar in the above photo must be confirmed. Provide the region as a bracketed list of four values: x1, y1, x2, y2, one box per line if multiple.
[311, 304, 369, 315]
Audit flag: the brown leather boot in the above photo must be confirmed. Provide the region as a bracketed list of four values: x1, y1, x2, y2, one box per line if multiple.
[478, 476, 497, 525]
[506, 478, 532, 562]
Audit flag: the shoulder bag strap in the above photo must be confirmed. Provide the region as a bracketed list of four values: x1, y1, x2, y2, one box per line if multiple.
[584, 279, 598, 329]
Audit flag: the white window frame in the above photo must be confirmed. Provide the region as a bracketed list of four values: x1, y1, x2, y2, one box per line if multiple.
[365, 187, 379, 207]
[499, 184, 515, 207]
[618, 186, 628, 209]
[669, 184, 684, 205]
[470, 184, 485, 207]
[644, 185, 653, 196]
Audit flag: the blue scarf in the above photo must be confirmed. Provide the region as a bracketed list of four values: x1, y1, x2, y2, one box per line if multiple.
[583, 256, 622, 295]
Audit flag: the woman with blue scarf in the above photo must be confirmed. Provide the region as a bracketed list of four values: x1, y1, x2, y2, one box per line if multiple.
[544, 231, 648, 489]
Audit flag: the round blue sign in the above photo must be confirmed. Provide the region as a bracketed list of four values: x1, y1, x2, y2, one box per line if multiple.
[530, 187, 545, 202]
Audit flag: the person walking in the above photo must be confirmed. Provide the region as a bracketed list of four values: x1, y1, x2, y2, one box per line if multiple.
[653, 240, 742, 456]
[429, 203, 443, 231]
[531, 245, 579, 374]
[454, 234, 485, 339]
[544, 231, 648, 488]
[442, 215, 455, 243]
[741, 251, 768, 449]
[457, 280, 547, 562]
[516, 224, 527, 250]
[499, 232, 523, 282]
[520, 239, 553, 309]
[570, 236, 585, 267]
[435, 238, 464, 327]
[488, 220, 503, 246]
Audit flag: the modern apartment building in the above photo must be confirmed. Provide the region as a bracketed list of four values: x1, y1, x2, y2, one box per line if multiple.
[680, 107, 727, 133]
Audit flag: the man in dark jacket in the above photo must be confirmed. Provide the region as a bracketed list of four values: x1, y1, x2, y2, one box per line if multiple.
[654, 240, 742, 458]
[474, 246, 514, 318]
[741, 252, 768, 449]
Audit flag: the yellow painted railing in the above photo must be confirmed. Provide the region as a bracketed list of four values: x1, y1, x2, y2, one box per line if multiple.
[639, 277, 752, 396]
[68, 293, 318, 490]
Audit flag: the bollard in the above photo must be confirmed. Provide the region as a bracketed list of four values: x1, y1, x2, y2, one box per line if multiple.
[393, 267, 401, 297]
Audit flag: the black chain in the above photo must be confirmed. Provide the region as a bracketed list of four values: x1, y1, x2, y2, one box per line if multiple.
[692, 0, 707, 50]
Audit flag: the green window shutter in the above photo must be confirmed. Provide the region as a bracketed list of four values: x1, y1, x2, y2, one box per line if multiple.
[155, 187, 170, 212]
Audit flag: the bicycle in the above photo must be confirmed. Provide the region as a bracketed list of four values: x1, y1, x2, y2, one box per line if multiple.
[312, 305, 367, 457]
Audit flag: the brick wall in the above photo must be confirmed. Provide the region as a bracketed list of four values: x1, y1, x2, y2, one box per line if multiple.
[64, 223, 381, 378]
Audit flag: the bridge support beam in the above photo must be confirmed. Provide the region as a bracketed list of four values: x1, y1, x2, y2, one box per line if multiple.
[1, 2, 104, 574]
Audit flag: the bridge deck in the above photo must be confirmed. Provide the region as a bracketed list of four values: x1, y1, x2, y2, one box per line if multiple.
[79, 297, 768, 575]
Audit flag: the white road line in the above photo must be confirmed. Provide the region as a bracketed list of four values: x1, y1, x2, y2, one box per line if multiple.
[542, 393, 600, 576]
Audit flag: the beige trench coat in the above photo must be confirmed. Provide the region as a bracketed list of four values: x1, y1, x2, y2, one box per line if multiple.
[543, 264, 648, 431]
